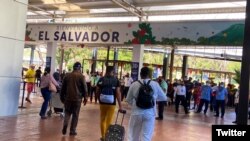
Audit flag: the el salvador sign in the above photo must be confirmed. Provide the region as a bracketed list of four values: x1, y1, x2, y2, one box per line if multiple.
[26, 21, 244, 46]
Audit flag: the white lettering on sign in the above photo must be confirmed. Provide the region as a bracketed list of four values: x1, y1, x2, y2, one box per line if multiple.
[216, 129, 246, 136]
[38, 31, 119, 43]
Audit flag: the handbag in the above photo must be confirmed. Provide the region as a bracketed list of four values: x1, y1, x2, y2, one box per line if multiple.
[49, 82, 57, 93]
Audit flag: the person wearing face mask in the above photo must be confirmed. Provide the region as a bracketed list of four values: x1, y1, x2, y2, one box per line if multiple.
[214, 82, 228, 118]
[174, 80, 189, 114]
[90, 72, 99, 103]
[156, 76, 168, 120]
[196, 81, 212, 114]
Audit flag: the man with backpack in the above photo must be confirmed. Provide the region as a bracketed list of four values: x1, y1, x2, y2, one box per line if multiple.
[96, 66, 123, 141]
[126, 67, 167, 141]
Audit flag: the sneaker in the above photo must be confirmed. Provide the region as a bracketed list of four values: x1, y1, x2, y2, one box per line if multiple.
[214, 115, 219, 117]
[69, 131, 77, 136]
[62, 126, 67, 135]
[25, 98, 32, 103]
[41, 116, 47, 119]
[155, 117, 163, 120]
[203, 111, 207, 115]
[232, 121, 237, 124]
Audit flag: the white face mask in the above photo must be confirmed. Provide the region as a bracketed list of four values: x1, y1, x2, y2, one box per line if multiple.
[220, 85, 224, 87]
[206, 83, 210, 86]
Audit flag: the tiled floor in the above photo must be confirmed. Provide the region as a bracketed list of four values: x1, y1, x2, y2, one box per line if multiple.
[0, 90, 249, 141]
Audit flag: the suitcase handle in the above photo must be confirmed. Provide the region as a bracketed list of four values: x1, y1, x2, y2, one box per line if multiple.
[115, 109, 126, 125]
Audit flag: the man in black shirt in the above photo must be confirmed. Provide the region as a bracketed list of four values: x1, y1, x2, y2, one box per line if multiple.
[184, 77, 194, 109]
[35, 67, 42, 86]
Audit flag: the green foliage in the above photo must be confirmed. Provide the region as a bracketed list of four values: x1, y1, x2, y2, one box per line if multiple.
[126, 23, 244, 46]
[126, 23, 157, 44]
[233, 69, 241, 84]
[56, 47, 92, 71]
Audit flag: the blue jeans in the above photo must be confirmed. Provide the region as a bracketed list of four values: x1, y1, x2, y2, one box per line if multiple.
[39, 87, 51, 117]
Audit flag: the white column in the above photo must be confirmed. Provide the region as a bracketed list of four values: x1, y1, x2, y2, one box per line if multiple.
[46, 42, 57, 74]
[132, 45, 144, 80]
[0, 0, 28, 116]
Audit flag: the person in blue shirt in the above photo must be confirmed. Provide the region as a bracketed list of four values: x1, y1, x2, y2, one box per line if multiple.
[214, 82, 228, 118]
[196, 81, 212, 114]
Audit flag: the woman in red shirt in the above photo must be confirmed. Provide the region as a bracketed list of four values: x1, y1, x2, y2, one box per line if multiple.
[192, 83, 202, 110]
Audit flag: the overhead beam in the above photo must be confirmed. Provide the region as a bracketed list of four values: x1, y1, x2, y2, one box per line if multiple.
[111, 0, 147, 20]
[27, 7, 245, 19]
[29, 0, 245, 9]
[28, 0, 111, 6]
[134, 0, 245, 7]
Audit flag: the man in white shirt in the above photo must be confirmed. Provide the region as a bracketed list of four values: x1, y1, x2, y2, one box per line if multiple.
[174, 81, 189, 114]
[122, 73, 133, 101]
[84, 70, 91, 97]
[126, 67, 167, 141]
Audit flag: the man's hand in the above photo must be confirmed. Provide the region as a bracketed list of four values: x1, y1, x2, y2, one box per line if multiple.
[83, 97, 88, 105]
[118, 106, 124, 112]
[118, 109, 126, 114]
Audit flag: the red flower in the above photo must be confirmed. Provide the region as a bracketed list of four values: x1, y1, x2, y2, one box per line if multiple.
[139, 29, 146, 37]
[145, 40, 151, 44]
[132, 38, 139, 44]
[128, 23, 132, 28]
[25, 36, 30, 41]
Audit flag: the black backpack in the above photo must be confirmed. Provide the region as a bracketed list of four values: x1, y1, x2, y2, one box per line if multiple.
[99, 76, 117, 104]
[136, 80, 154, 109]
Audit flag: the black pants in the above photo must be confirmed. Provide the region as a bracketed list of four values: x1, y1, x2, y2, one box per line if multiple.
[63, 100, 81, 133]
[86, 82, 91, 97]
[210, 96, 216, 111]
[36, 78, 41, 87]
[122, 87, 129, 101]
[249, 110, 250, 119]
[175, 95, 188, 113]
[186, 92, 192, 108]
[234, 103, 238, 121]
[158, 101, 165, 119]
[167, 91, 174, 105]
[215, 100, 225, 117]
[197, 99, 209, 114]
[90, 87, 98, 103]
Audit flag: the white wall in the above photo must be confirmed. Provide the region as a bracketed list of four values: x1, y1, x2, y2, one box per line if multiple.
[0, 0, 28, 116]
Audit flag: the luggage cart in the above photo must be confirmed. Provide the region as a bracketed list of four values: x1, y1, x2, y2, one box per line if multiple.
[47, 92, 64, 118]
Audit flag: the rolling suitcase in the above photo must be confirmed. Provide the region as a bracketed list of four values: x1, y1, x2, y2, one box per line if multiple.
[105, 110, 126, 141]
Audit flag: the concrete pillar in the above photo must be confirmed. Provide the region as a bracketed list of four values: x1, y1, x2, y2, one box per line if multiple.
[169, 49, 175, 82]
[59, 47, 64, 74]
[238, 0, 250, 125]
[91, 48, 97, 73]
[132, 45, 144, 81]
[46, 42, 57, 74]
[162, 53, 169, 80]
[0, 0, 28, 116]
[114, 48, 118, 75]
[181, 55, 188, 79]
[30, 46, 35, 65]
[106, 46, 110, 67]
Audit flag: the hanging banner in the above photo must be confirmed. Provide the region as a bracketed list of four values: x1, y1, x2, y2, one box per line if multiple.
[46, 57, 51, 68]
[26, 21, 244, 46]
[131, 62, 139, 81]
